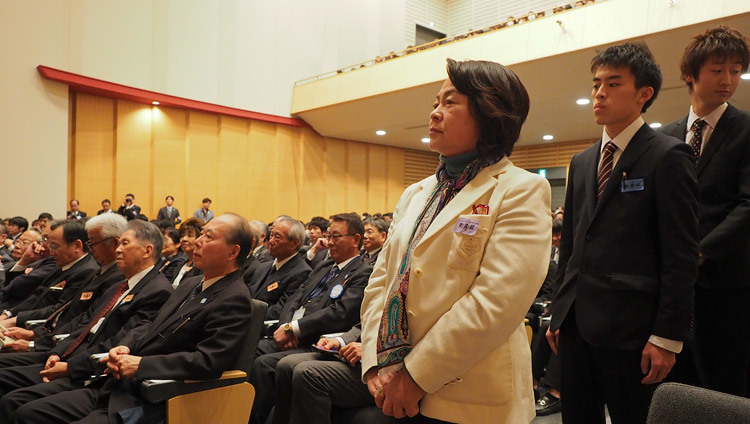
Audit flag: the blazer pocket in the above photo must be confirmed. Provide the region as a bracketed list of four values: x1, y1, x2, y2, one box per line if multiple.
[447, 214, 493, 270]
[435, 341, 513, 406]
[158, 314, 197, 339]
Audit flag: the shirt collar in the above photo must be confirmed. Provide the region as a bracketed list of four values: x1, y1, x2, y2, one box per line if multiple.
[61, 253, 89, 272]
[127, 265, 154, 290]
[202, 275, 223, 291]
[365, 247, 382, 256]
[335, 255, 359, 270]
[688, 102, 728, 131]
[601, 116, 645, 154]
[100, 260, 116, 274]
[272, 252, 297, 270]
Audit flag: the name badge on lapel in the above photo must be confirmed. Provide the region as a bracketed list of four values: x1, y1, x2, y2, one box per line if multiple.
[621, 177, 645, 193]
[454, 217, 480, 235]
[80, 292, 93, 300]
[122, 294, 134, 303]
[267, 282, 279, 292]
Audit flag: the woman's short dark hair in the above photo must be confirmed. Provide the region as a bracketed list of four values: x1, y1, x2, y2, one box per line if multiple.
[446, 58, 530, 158]
[179, 217, 203, 238]
[590, 43, 662, 113]
[164, 227, 180, 246]
[680, 26, 750, 91]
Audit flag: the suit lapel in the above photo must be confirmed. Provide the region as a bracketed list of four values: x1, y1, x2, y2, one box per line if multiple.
[697, 104, 736, 176]
[590, 124, 654, 224]
[417, 159, 509, 248]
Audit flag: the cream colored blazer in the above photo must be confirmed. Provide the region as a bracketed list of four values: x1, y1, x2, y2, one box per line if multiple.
[361, 158, 551, 424]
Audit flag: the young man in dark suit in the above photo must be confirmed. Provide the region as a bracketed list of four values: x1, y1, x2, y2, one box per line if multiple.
[250, 213, 373, 424]
[547, 43, 699, 423]
[1, 213, 254, 423]
[155, 195, 181, 226]
[660, 26, 750, 396]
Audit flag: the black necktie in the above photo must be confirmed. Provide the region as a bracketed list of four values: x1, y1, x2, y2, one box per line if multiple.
[690, 119, 707, 159]
[309, 265, 339, 299]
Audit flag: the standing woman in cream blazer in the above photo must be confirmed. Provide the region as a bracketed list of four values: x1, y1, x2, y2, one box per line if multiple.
[360, 59, 551, 424]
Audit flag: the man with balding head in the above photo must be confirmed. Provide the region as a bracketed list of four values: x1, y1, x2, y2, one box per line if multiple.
[4, 214, 255, 423]
[249, 216, 311, 320]
[0, 229, 57, 308]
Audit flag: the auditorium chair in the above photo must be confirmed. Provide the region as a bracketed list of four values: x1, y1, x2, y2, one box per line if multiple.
[646, 382, 750, 424]
[140, 299, 268, 423]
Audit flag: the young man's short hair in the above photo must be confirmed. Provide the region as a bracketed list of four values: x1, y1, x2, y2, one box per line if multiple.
[590, 43, 662, 113]
[680, 25, 750, 91]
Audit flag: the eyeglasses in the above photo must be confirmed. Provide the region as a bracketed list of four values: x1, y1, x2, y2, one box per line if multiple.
[47, 243, 60, 253]
[324, 232, 356, 241]
[85, 237, 114, 248]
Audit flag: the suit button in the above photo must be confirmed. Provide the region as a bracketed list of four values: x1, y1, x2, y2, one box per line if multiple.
[414, 268, 423, 277]
[580, 265, 587, 273]
[585, 234, 592, 241]
[407, 310, 415, 317]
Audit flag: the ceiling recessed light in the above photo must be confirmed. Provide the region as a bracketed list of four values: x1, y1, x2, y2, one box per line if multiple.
[421, 137, 430, 143]
[649, 122, 662, 128]
[576, 98, 590, 105]
[543, 134, 554, 141]
[375, 130, 386, 136]
[742, 73, 750, 80]
[152, 101, 160, 105]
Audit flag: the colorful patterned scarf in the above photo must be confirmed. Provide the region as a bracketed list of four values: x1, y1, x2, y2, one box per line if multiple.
[376, 155, 500, 373]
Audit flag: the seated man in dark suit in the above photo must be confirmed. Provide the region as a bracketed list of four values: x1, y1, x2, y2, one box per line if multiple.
[250, 220, 274, 263]
[97, 199, 114, 215]
[303, 216, 329, 268]
[0, 229, 57, 311]
[0, 214, 129, 354]
[360, 217, 389, 266]
[250, 213, 373, 424]
[0, 220, 99, 328]
[249, 216, 311, 320]
[3, 213, 255, 424]
[66, 200, 86, 221]
[273, 324, 374, 424]
[0, 220, 173, 407]
[0, 224, 13, 265]
[241, 222, 262, 287]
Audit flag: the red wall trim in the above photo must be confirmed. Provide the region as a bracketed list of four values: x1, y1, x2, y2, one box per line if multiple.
[37, 65, 310, 128]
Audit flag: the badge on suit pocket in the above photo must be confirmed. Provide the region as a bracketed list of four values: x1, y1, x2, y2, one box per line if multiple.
[122, 294, 134, 303]
[621, 177, 645, 193]
[267, 281, 279, 292]
[330, 284, 344, 299]
[80, 292, 93, 300]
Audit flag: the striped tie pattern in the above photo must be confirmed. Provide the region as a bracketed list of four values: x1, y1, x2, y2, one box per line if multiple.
[597, 141, 617, 199]
[690, 119, 706, 159]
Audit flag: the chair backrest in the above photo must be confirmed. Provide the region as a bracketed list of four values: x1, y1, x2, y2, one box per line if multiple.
[230, 299, 267, 376]
[647, 382, 750, 424]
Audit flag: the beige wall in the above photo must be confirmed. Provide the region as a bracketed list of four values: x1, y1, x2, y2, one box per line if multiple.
[70, 94, 407, 223]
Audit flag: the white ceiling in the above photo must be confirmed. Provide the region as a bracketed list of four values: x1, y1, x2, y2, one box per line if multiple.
[294, 14, 750, 151]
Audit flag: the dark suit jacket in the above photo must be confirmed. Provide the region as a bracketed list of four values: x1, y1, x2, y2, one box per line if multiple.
[660, 104, 750, 290]
[32, 264, 126, 352]
[156, 207, 181, 226]
[66, 211, 87, 220]
[361, 248, 381, 266]
[249, 253, 311, 320]
[158, 252, 188, 282]
[117, 205, 141, 221]
[277, 256, 372, 346]
[0, 257, 59, 309]
[0, 246, 13, 265]
[51, 266, 173, 380]
[104, 270, 253, 419]
[241, 254, 261, 289]
[254, 246, 273, 263]
[97, 209, 115, 215]
[550, 123, 699, 351]
[305, 247, 329, 269]
[10, 254, 99, 317]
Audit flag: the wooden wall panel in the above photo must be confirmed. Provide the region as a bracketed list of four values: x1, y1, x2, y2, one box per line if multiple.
[325, 138, 347, 217]
[367, 144, 388, 214]
[152, 106, 187, 219]
[511, 139, 594, 170]
[275, 125, 302, 219]
[346, 142, 368, 214]
[186, 111, 219, 219]
[115, 100, 152, 216]
[246, 120, 279, 222]
[298, 129, 327, 221]
[217, 116, 249, 217]
[386, 146, 405, 211]
[72, 94, 115, 215]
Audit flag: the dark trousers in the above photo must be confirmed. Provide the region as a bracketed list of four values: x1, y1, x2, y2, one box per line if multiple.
[692, 286, 750, 396]
[532, 320, 561, 390]
[249, 338, 308, 424]
[393, 414, 453, 424]
[558, 311, 655, 424]
[0, 364, 44, 398]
